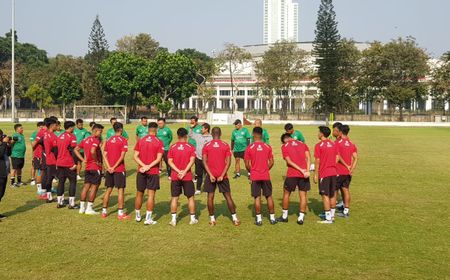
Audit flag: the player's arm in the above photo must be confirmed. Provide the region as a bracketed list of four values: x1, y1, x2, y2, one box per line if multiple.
[305, 151, 311, 177]
[350, 152, 358, 174]
[314, 157, 320, 184]
[90, 145, 101, 166]
[111, 151, 127, 172]
[168, 158, 180, 174]
[230, 141, 235, 151]
[244, 159, 251, 173]
[202, 154, 215, 181]
[74, 146, 85, 162]
[268, 157, 274, 170]
[219, 155, 231, 181]
[133, 151, 147, 171]
[285, 156, 308, 176]
[180, 156, 196, 179]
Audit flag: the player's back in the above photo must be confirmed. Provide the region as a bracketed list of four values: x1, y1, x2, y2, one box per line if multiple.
[336, 138, 357, 175]
[315, 139, 337, 178]
[245, 142, 273, 180]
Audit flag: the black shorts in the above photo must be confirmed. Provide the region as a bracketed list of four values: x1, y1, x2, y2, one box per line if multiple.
[319, 176, 337, 197]
[136, 173, 160, 192]
[171, 180, 195, 198]
[337, 175, 352, 189]
[105, 172, 126, 189]
[204, 176, 231, 193]
[75, 151, 84, 164]
[33, 157, 45, 170]
[85, 170, 102, 186]
[46, 165, 57, 178]
[251, 180, 273, 198]
[11, 157, 25, 170]
[233, 151, 245, 159]
[56, 167, 76, 181]
[284, 177, 311, 192]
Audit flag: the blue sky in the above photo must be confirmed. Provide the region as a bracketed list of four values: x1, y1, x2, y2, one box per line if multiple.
[0, 0, 448, 58]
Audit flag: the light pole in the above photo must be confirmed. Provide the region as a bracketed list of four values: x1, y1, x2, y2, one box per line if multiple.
[11, 0, 16, 122]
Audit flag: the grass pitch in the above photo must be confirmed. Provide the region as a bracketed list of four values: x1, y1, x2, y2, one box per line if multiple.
[0, 122, 449, 280]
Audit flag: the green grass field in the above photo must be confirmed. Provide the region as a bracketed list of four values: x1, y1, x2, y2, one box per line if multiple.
[0, 122, 449, 280]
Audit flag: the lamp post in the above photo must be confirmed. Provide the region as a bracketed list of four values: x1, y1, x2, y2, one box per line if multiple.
[11, 0, 16, 122]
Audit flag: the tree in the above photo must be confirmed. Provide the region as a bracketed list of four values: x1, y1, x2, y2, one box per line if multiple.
[49, 71, 83, 120]
[216, 43, 252, 112]
[255, 41, 308, 118]
[145, 51, 197, 116]
[313, 0, 341, 116]
[23, 84, 52, 113]
[176, 49, 217, 112]
[116, 33, 160, 60]
[97, 52, 149, 116]
[431, 52, 450, 115]
[86, 15, 109, 66]
[0, 31, 48, 66]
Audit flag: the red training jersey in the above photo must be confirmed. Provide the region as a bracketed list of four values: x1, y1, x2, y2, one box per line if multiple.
[168, 142, 196, 181]
[336, 138, 357, 176]
[202, 139, 232, 178]
[56, 132, 77, 167]
[78, 136, 102, 171]
[105, 135, 128, 173]
[134, 135, 163, 175]
[43, 131, 58, 166]
[281, 139, 310, 178]
[314, 139, 337, 179]
[33, 127, 47, 158]
[244, 141, 273, 181]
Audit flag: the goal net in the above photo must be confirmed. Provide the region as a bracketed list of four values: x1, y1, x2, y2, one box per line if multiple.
[73, 105, 127, 123]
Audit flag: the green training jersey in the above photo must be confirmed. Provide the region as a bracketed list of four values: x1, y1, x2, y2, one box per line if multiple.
[74, 128, 89, 144]
[30, 130, 38, 142]
[136, 124, 148, 139]
[106, 127, 129, 140]
[157, 126, 173, 151]
[291, 130, 305, 143]
[251, 128, 270, 144]
[54, 129, 65, 137]
[188, 124, 202, 147]
[231, 127, 251, 152]
[11, 132, 26, 158]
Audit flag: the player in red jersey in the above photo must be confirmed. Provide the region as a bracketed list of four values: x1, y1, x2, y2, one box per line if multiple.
[314, 126, 338, 224]
[167, 128, 197, 226]
[31, 118, 48, 197]
[244, 127, 277, 226]
[134, 122, 164, 225]
[336, 125, 358, 218]
[101, 122, 130, 220]
[202, 127, 240, 226]
[42, 118, 59, 203]
[278, 133, 311, 225]
[56, 121, 78, 209]
[332, 122, 343, 140]
[75, 124, 104, 215]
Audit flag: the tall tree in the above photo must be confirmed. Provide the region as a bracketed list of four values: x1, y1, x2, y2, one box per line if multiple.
[23, 84, 52, 113]
[86, 15, 109, 66]
[97, 52, 149, 115]
[255, 41, 308, 118]
[145, 51, 197, 117]
[49, 71, 83, 120]
[216, 43, 252, 112]
[176, 49, 217, 112]
[116, 33, 160, 60]
[431, 52, 450, 115]
[313, 0, 341, 116]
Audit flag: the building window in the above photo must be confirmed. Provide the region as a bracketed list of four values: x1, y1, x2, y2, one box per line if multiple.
[219, 90, 231, 96]
[237, 90, 245, 96]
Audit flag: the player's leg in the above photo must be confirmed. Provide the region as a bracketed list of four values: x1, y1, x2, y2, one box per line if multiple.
[169, 181, 181, 226]
[67, 169, 78, 209]
[338, 185, 351, 218]
[56, 167, 67, 208]
[164, 151, 171, 178]
[117, 187, 130, 220]
[254, 195, 262, 225]
[329, 177, 337, 220]
[134, 190, 144, 222]
[194, 158, 203, 194]
[222, 191, 240, 226]
[45, 166, 55, 202]
[278, 189, 291, 222]
[185, 181, 198, 225]
[17, 166, 23, 186]
[298, 191, 307, 224]
[85, 184, 100, 215]
[101, 187, 113, 217]
[10, 166, 17, 187]
[30, 162, 36, 185]
[79, 182, 90, 213]
[207, 192, 216, 225]
[234, 157, 241, 178]
[144, 189, 157, 224]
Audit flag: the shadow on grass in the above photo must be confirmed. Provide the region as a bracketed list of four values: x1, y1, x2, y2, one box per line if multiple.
[2, 199, 42, 217]
[308, 198, 324, 217]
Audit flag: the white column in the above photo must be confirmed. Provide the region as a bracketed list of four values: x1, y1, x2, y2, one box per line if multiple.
[244, 88, 248, 110]
[189, 97, 193, 109]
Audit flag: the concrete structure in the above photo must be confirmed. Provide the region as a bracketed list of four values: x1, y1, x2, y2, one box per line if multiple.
[263, 0, 299, 44]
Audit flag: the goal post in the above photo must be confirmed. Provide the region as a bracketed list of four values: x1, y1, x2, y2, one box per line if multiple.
[73, 105, 127, 123]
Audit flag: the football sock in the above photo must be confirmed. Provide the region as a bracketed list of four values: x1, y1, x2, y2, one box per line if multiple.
[231, 213, 238, 221]
[190, 214, 196, 222]
[343, 208, 349, 215]
[69, 197, 75, 206]
[210, 215, 215, 222]
[37, 183, 42, 192]
[80, 201, 86, 210]
[256, 214, 262, 222]
[146, 211, 153, 221]
[325, 211, 331, 221]
[298, 212, 305, 221]
[18, 176, 22, 183]
[57, 196, 63, 205]
[118, 209, 124, 216]
[87, 202, 94, 210]
[102, 208, 107, 215]
[270, 213, 276, 221]
[331, 208, 336, 218]
[10, 177, 15, 185]
[135, 210, 141, 220]
[171, 213, 177, 222]
[282, 209, 288, 219]
[47, 192, 53, 201]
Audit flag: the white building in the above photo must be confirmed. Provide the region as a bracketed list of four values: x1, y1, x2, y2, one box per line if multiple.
[263, 0, 299, 44]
